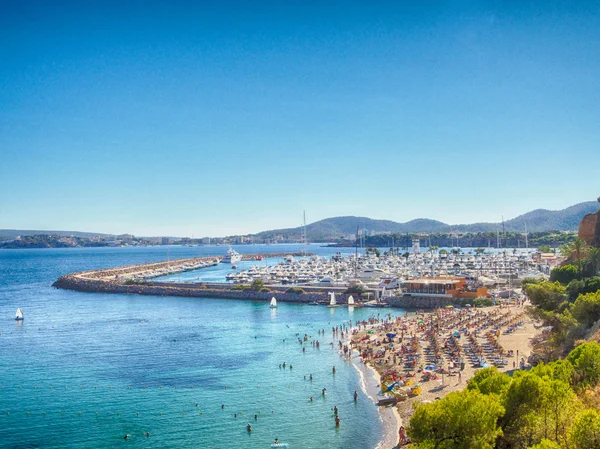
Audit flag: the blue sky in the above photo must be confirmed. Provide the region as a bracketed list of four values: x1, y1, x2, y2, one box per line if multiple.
[1, 1, 599, 237]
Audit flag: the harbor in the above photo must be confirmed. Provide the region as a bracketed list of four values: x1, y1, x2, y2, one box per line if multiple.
[53, 245, 558, 309]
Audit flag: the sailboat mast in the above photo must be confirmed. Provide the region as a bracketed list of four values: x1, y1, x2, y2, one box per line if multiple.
[355, 226, 358, 278]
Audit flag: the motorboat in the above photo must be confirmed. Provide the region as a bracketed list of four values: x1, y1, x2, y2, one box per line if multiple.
[221, 247, 242, 264]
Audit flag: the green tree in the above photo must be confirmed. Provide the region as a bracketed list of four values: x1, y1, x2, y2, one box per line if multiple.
[365, 247, 380, 257]
[530, 360, 574, 386]
[550, 264, 580, 285]
[561, 238, 591, 275]
[429, 245, 439, 254]
[475, 248, 485, 255]
[567, 342, 600, 388]
[250, 279, 264, 291]
[538, 244, 552, 254]
[570, 409, 600, 449]
[525, 282, 567, 311]
[587, 247, 600, 277]
[528, 439, 560, 449]
[467, 367, 512, 396]
[439, 249, 449, 255]
[566, 277, 600, 301]
[571, 291, 600, 327]
[408, 389, 504, 449]
[501, 372, 547, 448]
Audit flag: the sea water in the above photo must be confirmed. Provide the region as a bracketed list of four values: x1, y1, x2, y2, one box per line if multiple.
[0, 245, 403, 449]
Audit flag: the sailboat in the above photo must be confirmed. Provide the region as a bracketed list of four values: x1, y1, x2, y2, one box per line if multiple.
[15, 308, 24, 321]
[270, 297, 277, 309]
[347, 295, 355, 305]
[327, 292, 338, 308]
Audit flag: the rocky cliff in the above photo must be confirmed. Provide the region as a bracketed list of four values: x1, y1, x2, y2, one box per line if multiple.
[578, 201, 600, 247]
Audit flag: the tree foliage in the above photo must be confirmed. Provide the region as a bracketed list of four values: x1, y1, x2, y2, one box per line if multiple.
[525, 282, 567, 311]
[567, 342, 600, 388]
[467, 367, 512, 396]
[408, 389, 504, 449]
[550, 264, 580, 285]
[569, 409, 600, 449]
[566, 277, 600, 301]
[571, 291, 600, 328]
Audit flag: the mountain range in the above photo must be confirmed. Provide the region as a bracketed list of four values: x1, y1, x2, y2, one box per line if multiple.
[254, 201, 599, 241]
[1, 201, 597, 242]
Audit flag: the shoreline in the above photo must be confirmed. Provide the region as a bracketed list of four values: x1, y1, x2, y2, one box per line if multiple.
[350, 305, 541, 447]
[351, 345, 402, 449]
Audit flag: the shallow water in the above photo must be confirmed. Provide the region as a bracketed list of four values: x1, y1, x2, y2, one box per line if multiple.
[0, 245, 403, 448]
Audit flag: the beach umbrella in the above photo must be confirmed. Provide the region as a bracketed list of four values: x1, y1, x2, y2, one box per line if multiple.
[386, 333, 396, 339]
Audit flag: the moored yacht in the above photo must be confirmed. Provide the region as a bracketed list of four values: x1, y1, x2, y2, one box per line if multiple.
[221, 247, 242, 264]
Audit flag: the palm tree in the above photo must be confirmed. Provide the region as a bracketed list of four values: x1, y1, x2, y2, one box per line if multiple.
[588, 247, 600, 276]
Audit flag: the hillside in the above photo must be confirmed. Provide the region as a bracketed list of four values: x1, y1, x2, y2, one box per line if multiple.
[0, 229, 114, 241]
[254, 201, 598, 241]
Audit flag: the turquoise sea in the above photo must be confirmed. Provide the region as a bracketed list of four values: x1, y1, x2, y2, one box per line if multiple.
[0, 244, 405, 449]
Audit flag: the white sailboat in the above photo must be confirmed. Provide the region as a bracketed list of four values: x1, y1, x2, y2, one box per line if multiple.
[327, 292, 338, 307]
[347, 295, 355, 305]
[15, 308, 24, 321]
[270, 297, 277, 308]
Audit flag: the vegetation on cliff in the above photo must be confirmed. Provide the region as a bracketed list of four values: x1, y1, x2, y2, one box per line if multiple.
[407, 238, 600, 449]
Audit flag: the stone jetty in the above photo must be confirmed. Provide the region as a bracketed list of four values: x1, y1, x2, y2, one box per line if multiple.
[52, 253, 335, 303]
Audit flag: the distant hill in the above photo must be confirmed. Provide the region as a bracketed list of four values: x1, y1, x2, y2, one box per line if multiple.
[254, 201, 599, 241]
[0, 229, 114, 241]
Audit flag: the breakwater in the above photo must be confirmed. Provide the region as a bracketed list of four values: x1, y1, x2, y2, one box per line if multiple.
[52, 253, 459, 308]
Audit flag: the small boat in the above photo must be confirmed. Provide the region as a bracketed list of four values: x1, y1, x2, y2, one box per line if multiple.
[327, 292, 339, 308]
[15, 308, 24, 321]
[270, 297, 277, 309]
[271, 444, 288, 448]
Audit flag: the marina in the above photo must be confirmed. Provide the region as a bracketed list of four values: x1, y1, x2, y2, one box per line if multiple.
[53, 245, 557, 309]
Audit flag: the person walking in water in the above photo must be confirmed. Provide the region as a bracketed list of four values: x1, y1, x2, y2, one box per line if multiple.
[354, 391, 358, 401]
[332, 366, 336, 375]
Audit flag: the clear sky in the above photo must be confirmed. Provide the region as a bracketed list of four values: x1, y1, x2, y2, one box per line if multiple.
[1, 1, 599, 237]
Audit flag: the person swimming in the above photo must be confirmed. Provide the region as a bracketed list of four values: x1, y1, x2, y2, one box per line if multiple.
[335, 416, 341, 426]
[144, 432, 150, 437]
[247, 423, 252, 432]
[333, 405, 338, 415]
[322, 387, 327, 395]
[124, 434, 130, 440]
[274, 437, 279, 444]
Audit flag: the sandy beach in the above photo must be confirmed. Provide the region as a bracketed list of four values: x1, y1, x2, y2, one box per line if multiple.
[350, 303, 541, 447]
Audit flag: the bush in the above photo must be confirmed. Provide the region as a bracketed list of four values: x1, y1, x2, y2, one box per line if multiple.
[233, 284, 247, 290]
[567, 342, 600, 388]
[566, 277, 600, 301]
[124, 278, 146, 285]
[525, 282, 567, 311]
[571, 291, 600, 327]
[473, 297, 493, 307]
[250, 279, 264, 291]
[259, 287, 270, 293]
[522, 277, 541, 288]
[345, 284, 366, 295]
[286, 287, 305, 294]
[570, 409, 600, 449]
[408, 389, 504, 449]
[550, 264, 579, 285]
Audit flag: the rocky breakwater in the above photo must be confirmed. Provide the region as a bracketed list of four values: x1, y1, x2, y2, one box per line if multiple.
[579, 200, 600, 247]
[52, 253, 332, 303]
